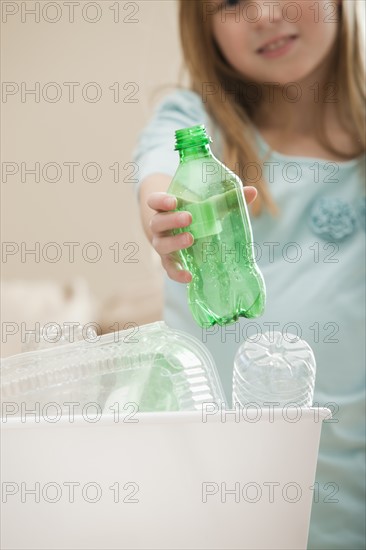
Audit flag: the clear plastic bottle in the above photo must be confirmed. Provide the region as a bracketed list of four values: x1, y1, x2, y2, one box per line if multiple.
[167, 124, 266, 328]
[232, 331, 316, 407]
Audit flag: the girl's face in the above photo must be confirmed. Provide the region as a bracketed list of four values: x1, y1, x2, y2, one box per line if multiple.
[210, 0, 340, 85]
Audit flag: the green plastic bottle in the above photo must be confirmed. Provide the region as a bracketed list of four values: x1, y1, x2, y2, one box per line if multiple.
[168, 124, 266, 328]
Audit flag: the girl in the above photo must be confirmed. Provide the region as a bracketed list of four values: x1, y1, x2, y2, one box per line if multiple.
[133, 1, 365, 548]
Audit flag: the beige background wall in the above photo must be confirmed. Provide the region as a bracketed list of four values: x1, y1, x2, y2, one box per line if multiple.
[1, 0, 185, 356]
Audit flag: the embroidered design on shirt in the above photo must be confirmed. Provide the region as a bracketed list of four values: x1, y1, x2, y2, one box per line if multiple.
[356, 197, 366, 232]
[309, 197, 357, 241]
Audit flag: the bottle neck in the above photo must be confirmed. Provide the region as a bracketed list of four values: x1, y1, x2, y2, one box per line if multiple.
[178, 143, 213, 163]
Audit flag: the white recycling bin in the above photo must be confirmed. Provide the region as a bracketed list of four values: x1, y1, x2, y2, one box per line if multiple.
[0, 322, 330, 550]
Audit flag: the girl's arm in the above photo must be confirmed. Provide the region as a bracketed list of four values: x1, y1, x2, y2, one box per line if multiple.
[138, 174, 257, 284]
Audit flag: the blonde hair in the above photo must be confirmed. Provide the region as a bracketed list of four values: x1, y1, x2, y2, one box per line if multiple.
[178, 0, 366, 215]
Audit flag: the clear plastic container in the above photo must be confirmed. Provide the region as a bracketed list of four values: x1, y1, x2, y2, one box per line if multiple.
[1, 321, 226, 415]
[233, 331, 316, 407]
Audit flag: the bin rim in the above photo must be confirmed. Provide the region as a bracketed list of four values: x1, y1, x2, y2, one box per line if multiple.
[0, 406, 331, 429]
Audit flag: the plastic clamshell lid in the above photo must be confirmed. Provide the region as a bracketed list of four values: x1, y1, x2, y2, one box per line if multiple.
[0, 321, 226, 413]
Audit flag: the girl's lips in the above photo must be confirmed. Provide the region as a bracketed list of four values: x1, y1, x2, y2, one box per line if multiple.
[257, 35, 298, 59]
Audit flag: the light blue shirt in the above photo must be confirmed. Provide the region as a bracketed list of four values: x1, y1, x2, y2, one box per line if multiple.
[133, 88, 366, 549]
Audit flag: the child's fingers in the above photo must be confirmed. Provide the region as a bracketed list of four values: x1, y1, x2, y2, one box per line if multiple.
[150, 210, 192, 234]
[148, 188, 257, 212]
[243, 186, 258, 205]
[147, 192, 177, 212]
[161, 255, 192, 284]
[152, 231, 194, 256]
[148, 187, 257, 283]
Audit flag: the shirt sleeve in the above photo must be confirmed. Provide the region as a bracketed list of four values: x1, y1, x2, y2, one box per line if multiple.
[132, 88, 210, 199]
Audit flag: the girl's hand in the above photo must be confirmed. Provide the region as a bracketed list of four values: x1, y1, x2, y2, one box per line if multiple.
[147, 186, 258, 284]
